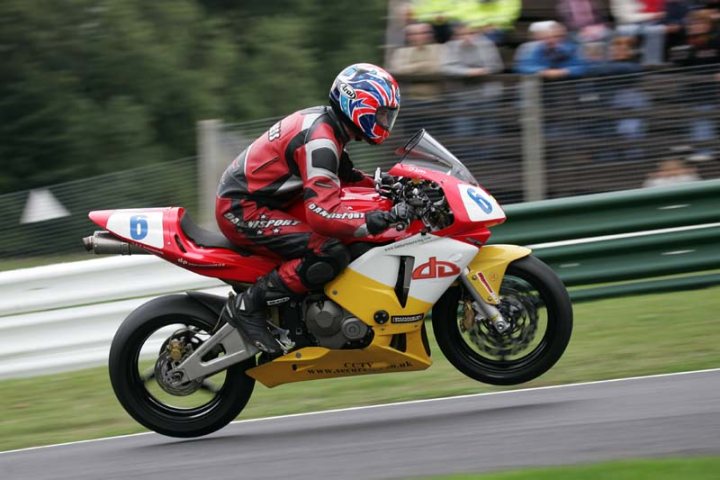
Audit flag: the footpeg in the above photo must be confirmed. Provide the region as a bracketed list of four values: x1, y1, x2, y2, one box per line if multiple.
[270, 325, 295, 353]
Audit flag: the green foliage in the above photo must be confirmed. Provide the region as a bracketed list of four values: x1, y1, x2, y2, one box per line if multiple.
[0, 0, 387, 193]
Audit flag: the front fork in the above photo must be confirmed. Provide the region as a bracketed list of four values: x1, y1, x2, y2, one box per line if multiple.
[460, 244, 533, 334]
[460, 273, 511, 333]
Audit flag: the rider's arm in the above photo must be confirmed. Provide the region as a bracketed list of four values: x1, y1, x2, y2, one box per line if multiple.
[297, 137, 388, 238]
[338, 149, 376, 188]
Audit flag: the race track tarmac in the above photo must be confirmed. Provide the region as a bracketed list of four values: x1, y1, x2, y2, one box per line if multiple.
[2, 369, 719, 480]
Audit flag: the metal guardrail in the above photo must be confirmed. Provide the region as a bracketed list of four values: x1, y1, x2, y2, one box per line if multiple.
[0, 256, 228, 379]
[1, 181, 718, 379]
[500, 180, 720, 300]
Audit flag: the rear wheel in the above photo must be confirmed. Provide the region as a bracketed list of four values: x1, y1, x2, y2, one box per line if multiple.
[432, 255, 572, 385]
[109, 295, 256, 437]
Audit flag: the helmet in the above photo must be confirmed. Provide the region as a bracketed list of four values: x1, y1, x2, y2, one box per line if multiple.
[329, 63, 401, 145]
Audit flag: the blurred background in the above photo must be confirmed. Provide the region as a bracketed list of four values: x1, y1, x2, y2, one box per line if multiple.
[1, 0, 719, 262]
[1, 2, 720, 467]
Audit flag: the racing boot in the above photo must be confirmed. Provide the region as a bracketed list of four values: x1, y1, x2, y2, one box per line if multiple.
[220, 270, 295, 355]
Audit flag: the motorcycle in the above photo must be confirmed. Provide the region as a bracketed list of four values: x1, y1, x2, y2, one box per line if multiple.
[83, 130, 573, 438]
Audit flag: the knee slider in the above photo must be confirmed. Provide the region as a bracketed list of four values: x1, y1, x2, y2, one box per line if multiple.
[298, 240, 350, 288]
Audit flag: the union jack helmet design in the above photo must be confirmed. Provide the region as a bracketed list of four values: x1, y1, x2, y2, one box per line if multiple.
[329, 63, 401, 144]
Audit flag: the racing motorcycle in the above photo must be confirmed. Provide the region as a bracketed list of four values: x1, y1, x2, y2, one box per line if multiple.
[83, 130, 573, 438]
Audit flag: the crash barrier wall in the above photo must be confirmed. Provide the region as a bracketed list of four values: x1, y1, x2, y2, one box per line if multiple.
[491, 179, 720, 301]
[1, 180, 717, 379]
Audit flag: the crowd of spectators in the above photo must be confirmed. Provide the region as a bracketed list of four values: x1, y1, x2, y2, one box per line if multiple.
[387, 0, 720, 80]
[384, 0, 720, 190]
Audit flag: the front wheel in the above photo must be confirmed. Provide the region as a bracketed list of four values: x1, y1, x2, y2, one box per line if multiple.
[432, 255, 573, 385]
[109, 295, 256, 437]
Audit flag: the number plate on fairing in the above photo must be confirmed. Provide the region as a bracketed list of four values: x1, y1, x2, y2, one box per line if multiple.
[106, 210, 166, 249]
[458, 184, 504, 222]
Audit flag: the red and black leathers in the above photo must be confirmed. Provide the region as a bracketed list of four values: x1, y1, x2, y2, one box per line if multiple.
[216, 106, 379, 294]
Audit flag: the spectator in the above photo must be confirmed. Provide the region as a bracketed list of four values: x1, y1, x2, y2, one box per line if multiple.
[557, 0, 611, 44]
[453, 0, 521, 45]
[668, 9, 720, 155]
[442, 23, 504, 77]
[389, 23, 443, 82]
[410, 0, 459, 43]
[514, 21, 587, 79]
[643, 158, 701, 187]
[610, 0, 668, 65]
[669, 8, 720, 65]
[697, 0, 720, 21]
[664, 0, 691, 51]
[441, 23, 504, 155]
[513, 21, 556, 66]
[389, 22, 443, 134]
[588, 34, 644, 75]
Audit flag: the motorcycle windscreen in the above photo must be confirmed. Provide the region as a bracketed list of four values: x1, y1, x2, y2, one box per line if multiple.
[395, 129, 479, 186]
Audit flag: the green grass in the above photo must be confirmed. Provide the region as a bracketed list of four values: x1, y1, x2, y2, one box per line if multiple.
[419, 457, 720, 479]
[0, 253, 91, 272]
[1, 285, 719, 452]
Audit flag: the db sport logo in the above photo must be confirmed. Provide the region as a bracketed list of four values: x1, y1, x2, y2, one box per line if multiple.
[412, 257, 461, 280]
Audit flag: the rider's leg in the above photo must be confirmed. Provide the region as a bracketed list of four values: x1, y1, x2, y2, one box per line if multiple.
[216, 197, 350, 353]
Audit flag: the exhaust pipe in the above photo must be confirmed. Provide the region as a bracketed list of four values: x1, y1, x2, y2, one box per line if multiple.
[82, 231, 150, 255]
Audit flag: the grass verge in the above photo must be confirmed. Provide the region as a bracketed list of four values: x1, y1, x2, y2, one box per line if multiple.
[419, 456, 720, 479]
[1, 285, 719, 452]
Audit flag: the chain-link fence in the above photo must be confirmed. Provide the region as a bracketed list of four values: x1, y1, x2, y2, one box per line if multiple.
[220, 64, 720, 205]
[2, 64, 719, 262]
[0, 158, 197, 261]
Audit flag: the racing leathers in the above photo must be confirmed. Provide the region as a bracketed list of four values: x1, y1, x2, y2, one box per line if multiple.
[215, 106, 390, 353]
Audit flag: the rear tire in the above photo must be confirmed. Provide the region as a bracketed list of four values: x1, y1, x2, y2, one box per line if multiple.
[432, 255, 572, 385]
[109, 295, 256, 437]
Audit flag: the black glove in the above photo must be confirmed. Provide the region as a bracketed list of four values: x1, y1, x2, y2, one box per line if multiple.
[338, 150, 365, 183]
[365, 211, 393, 235]
[390, 202, 415, 224]
[365, 203, 415, 235]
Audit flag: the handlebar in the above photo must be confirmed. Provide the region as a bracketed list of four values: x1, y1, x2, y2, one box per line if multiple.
[374, 171, 452, 233]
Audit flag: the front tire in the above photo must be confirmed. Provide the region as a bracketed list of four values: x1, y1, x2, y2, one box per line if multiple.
[109, 295, 256, 437]
[433, 255, 572, 385]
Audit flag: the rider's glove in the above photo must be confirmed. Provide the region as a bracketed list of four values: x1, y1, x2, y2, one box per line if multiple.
[365, 211, 393, 235]
[390, 202, 415, 224]
[365, 203, 415, 235]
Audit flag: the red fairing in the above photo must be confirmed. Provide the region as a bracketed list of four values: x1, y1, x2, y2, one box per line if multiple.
[89, 207, 277, 283]
[89, 159, 505, 282]
[387, 163, 505, 245]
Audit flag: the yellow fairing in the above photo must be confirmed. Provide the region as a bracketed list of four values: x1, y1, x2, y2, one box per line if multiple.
[248, 245, 530, 388]
[246, 329, 431, 387]
[464, 245, 532, 304]
[325, 268, 433, 335]
[248, 268, 434, 388]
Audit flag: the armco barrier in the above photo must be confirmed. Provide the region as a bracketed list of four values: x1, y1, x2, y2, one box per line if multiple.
[492, 179, 720, 245]
[494, 179, 720, 297]
[0, 180, 718, 378]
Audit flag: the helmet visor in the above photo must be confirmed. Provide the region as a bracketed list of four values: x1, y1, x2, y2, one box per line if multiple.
[376, 106, 399, 131]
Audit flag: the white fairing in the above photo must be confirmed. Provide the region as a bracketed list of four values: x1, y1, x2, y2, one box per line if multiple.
[106, 209, 166, 249]
[350, 234, 479, 305]
[457, 183, 505, 222]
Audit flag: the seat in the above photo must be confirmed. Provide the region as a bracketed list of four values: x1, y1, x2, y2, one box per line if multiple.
[180, 212, 250, 255]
